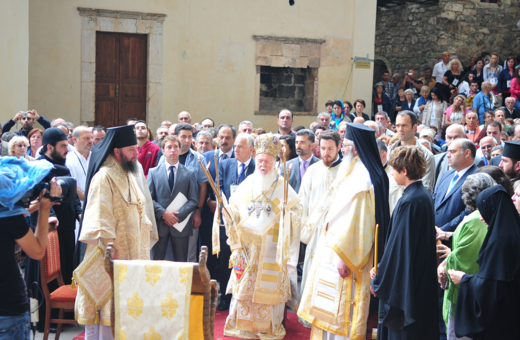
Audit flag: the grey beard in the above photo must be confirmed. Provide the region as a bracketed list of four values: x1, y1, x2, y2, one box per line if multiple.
[120, 158, 137, 174]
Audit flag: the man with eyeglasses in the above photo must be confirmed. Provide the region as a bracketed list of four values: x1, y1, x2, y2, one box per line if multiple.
[200, 118, 215, 131]
[479, 136, 497, 166]
[2, 110, 51, 137]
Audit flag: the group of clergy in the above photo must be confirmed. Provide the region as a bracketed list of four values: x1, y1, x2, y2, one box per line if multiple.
[72, 123, 520, 340]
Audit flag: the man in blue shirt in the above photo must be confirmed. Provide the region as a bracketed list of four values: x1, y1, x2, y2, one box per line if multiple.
[2, 110, 51, 137]
[472, 81, 494, 124]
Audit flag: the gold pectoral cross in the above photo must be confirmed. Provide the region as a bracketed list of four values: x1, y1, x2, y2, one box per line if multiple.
[268, 223, 280, 242]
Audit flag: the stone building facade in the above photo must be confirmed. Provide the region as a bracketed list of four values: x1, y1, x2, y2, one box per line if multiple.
[374, 0, 520, 83]
[1, 0, 378, 132]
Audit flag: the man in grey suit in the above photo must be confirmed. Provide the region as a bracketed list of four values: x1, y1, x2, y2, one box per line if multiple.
[279, 129, 319, 193]
[434, 124, 484, 189]
[147, 135, 199, 262]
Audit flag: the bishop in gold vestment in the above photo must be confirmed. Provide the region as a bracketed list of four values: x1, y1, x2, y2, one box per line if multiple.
[298, 153, 376, 340]
[73, 126, 158, 340]
[223, 133, 302, 340]
[298, 121, 393, 340]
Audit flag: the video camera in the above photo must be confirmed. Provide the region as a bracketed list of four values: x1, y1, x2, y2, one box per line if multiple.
[0, 157, 78, 212]
[17, 176, 77, 208]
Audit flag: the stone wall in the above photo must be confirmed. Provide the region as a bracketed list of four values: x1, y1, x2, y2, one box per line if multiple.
[375, 0, 520, 80]
[260, 67, 306, 112]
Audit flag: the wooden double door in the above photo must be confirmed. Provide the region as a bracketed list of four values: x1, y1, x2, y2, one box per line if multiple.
[95, 32, 147, 128]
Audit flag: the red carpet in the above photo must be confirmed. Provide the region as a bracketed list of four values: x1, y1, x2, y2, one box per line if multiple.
[214, 310, 311, 340]
[73, 332, 85, 340]
[73, 310, 311, 339]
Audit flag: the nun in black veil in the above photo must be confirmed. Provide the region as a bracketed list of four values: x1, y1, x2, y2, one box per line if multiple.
[449, 185, 520, 339]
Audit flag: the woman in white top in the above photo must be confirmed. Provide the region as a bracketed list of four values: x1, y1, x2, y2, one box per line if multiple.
[483, 52, 503, 95]
[458, 72, 475, 96]
[421, 87, 448, 131]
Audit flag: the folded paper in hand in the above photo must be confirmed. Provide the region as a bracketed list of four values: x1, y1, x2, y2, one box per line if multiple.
[166, 193, 193, 232]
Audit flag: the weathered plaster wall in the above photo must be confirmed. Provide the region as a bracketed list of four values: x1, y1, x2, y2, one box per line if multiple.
[0, 0, 29, 128]
[375, 0, 520, 78]
[23, 0, 377, 132]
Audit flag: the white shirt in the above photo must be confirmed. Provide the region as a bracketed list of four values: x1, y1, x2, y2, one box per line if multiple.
[237, 157, 252, 177]
[65, 148, 90, 202]
[413, 100, 423, 115]
[430, 101, 437, 126]
[433, 61, 449, 83]
[383, 128, 395, 136]
[445, 164, 472, 198]
[165, 159, 179, 187]
[219, 148, 233, 160]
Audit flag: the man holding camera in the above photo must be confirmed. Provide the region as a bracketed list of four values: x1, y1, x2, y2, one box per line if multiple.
[402, 69, 424, 99]
[74, 125, 158, 338]
[39, 128, 82, 284]
[2, 110, 51, 137]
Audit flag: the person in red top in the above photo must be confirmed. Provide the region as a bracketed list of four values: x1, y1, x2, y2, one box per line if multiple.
[135, 120, 160, 177]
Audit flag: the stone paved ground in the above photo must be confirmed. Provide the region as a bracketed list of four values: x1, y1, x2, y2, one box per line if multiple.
[33, 324, 84, 340]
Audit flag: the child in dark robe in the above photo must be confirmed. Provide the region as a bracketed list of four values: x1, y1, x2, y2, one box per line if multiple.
[371, 145, 440, 340]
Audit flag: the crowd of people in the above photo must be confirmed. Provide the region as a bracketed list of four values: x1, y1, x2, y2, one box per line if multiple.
[1, 51, 520, 340]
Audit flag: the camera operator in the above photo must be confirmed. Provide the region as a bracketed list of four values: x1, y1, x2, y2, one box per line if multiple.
[38, 128, 82, 284]
[0, 179, 61, 339]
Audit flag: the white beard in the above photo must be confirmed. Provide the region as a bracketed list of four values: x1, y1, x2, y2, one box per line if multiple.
[335, 148, 355, 180]
[252, 166, 280, 195]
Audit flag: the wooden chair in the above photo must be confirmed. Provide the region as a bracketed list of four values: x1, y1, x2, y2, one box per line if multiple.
[366, 312, 378, 339]
[104, 244, 218, 340]
[40, 230, 78, 340]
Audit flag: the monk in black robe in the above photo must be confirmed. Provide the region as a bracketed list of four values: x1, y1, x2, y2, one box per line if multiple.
[449, 185, 520, 339]
[371, 145, 439, 340]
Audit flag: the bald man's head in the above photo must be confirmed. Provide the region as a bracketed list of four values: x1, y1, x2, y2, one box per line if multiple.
[178, 111, 192, 124]
[445, 124, 466, 146]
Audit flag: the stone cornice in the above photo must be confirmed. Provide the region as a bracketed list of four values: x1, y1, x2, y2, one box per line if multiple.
[77, 7, 166, 22]
[253, 35, 325, 45]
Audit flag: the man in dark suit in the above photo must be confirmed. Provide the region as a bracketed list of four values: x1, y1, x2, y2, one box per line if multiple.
[147, 135, 199, 261]
[200, 124, 236, 283]
[434, 124, 484, 189]
[432, 138, 478, 340]
[503, 97, 519, 119]
[433, 139, 478, 233]
[279, 129, 319, 193]
[216, 133, 256, 310]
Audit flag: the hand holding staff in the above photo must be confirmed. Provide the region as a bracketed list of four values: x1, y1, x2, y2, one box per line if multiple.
[282, 147, 292, 207]
[198, 155, 249, 264]
[197, 156, 231, 220]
